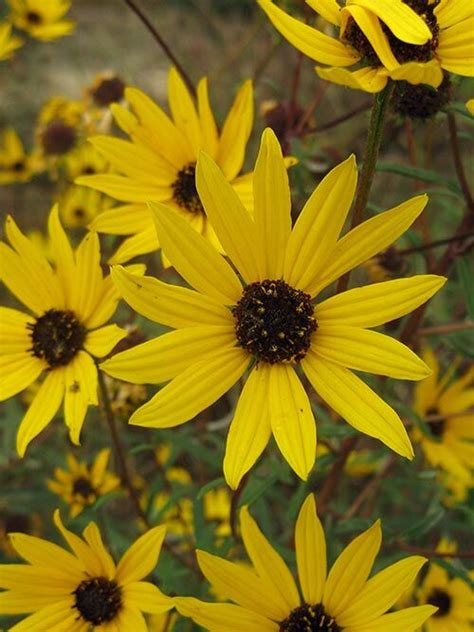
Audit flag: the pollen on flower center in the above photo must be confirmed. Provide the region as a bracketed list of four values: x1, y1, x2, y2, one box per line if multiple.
[343, 0, 439, 66]
[279, 603, 341, 631]
[232, 279, 316, 364]
[427, 588, 452, 616]
[426, 406, 445, 438]
[72, 577, 122, 625]
[28, 309, 86, 368]
[172, 162, 204, 214]
[72, 477, 96, 499]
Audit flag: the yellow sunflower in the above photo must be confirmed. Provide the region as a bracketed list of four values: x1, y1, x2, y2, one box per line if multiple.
[7, 0, 74, 42]
[59, 184, 114, 228]
[47, 449, 120, 518]
[412, 348, 474, 483]
[77, 67, 263, 264]
[0, 128, 34, 184]
[0, 510, 173, 631]
[176, 494, 437, 631]
[258, 0, 474, 93]
[0, 206, 129, 456]
[467, 98, 474, 115]
[101, 128, 446, 488]
[0, 22, 23, 61]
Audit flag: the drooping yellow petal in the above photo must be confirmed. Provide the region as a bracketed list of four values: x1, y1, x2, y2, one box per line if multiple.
[168, 67, 202, 157]
[176, 597, 278, 632]
[268, 364, 316, 481]
[306, 0, 341, 26]
[63, 351, 97, 445]
[313, 325, 431, 380]
[253, 128, 291, 279]
[316, 275, 446, 328]
[110, 265, 232, 328]
[196, 550, 289, 621]
[344, 605, 438, 632]
[0, 353, 44, 401]
[101, 326, 236, 384]
[295, 494, 327, 604]
[284, 155, 357, 291]
[216, 80, 253, 181]
[129, 347, 249, 428]
[258, 0, 360, 66]
[196, 151, 260, 283]
[302, 352, 414, 458]
[16, 369, 64, 457]
[151, 201, 243, 304]
[437, 17, 474, 77]
[389, 60, 443, 87]
[316, 65, 389, 93]
[224, 364, 272, 490]
[337, 556, 426, 626]
[122, 581, 172, 614]
[240, 506, 300, 613]
[197, 77, 218, 156]
[309, 194, 427, 296]
[323, 520, 382, 617]
[115, 525, 166, 585]
[84, 324, 127, 358]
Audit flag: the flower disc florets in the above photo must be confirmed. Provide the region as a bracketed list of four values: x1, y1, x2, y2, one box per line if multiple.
[426, 406, 445, 438]
[344, 0, 439, 66]
[279, 603, 341, 632]
[233, 279, 316, 364]
[26, 11, 42, 25]
[28, 309, 86, 368]
[91, 77, 125, 107]
[72, 477, 96, 500]
[73, 577, 122, 625]
[391, 75, 452, 119]
[172, 162, 204, 214]
[427, 588, 452, 616]
[41, 120, 77, 155]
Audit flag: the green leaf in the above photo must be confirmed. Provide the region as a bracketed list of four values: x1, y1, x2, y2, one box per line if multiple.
[197, 477, 225, 500]
[376, 162, 460, 193]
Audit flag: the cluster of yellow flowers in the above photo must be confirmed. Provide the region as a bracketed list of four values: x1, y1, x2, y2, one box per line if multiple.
[0, 0, 473, 630]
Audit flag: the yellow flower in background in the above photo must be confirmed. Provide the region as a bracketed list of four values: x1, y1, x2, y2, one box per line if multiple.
[0, 22, 23, 61]
[258, 0, 474, 93]
[102, 128, 445, 488]
[203, 488, 231, 539]
[47, 449, 120, 518]
[0, 207, 128, 456]
[176, 494, 436, 631]
[77, 67, 260, 264]
[59, 184, 114, 228]
[0, 128, 35, 184]
[364, 246, 406, 283]
[86, 72, 126, 109]
[64, 141, 110, 180]
[467, 99, 474, 115]
[412, 348, 474, 483]
[0, 510, 173, 630]
[7, 0, 74, 42]
[35, 96, 84, 159]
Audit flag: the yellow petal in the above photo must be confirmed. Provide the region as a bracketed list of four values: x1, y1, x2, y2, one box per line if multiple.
[435, 0, 473, 30]
[437, 17, 474, 77]
[176, 597, 278, 632]
[316, 65, 389, 92]
[47, 205, 75, 308]
[0, 308, 32, 354]
[90, 204, 152, 235]
[108, 226, 159, 264]
[389, 60, 443, 87]
[168, 67, 202, 156]
[316, 275, 446, 328]
[129, 347, 249, 428]
[0, 353, 44, 401]
[116, 525, 166, 584]
[53, 509, 104, 577]
[16, 369, 64, 457]
[0, 564, 76, 593]
[323, 520, 381, 617]
[63, 351, 97, 445]
[7, 601, 80, 629]
[72, 230, 103, 323]
[344, 605, 438, 632]
[122, 581, 172, 614]
[306, 0, 341, 26]
[295, 494, 327, 604]
[309, 194, 427, 296]
[151, 201, 242, 304]
[258, 0, 359, 66]
[84, 324, 128, 358]
[284, 155, 357, 291]
[82, 521, 116, 579]
[196, 151, 260, 283]
[224, 365, 272, 490]
[240, 505, 300, 613]
[253, 128, 291, 279]
[197, 77, 218, 156]
[6, 532, 83, 576]
[76, 174, 170, 202]
[302, 352, 414, 458]
[268, 364, 316, 481]
[110, 265, 232, 328]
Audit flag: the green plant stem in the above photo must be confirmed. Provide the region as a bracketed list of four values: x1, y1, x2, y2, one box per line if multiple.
[230, 473, 249, 542]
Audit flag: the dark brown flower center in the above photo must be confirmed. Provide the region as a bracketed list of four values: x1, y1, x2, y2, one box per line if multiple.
[41, 120, 77, 155]
[11, 160, 26, 172]
[72, 477, 96, 500]
[73, 577, 122, 625]
[426, 406, 445, 438]
[427, 588, 452, 616]
[92, 77, 126, 107]
[343, 0, 439, 67]
[390, 75, 452, 119]
[280, 604, 341, 631]
[26, 11, 42, 24]
[28, 309, 86, 368]
[4, 513, 31, 532]
[172, 162, 204, 214]
[233, 279, 316, 364]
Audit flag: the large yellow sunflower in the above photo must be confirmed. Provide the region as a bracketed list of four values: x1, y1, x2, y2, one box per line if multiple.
[0, 510, 173, 631]
[258, 0, 474, 93]
[0, 206, 129, 456]
[101, 128, 445, 488]
[77, 67, 262, 264]
[176, 494, 437, 631]
[7, 0, 74, 42]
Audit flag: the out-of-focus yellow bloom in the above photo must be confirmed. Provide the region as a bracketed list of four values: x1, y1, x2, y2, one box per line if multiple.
[0, 512, 41, 557]
[203, 487, 231, 539]
[0, 22, 23, 60]
[467, 99, 474, 115]
[364, 246, 407, 283]
[36, 96, 84, 159]
[47, 449, 120, 518]
[64, 141, 109, 180]
[7, 0, 74, 42]
[0, 128, 34, 184]
[86, 72, 126, 108]
[59, 184, 114, 228]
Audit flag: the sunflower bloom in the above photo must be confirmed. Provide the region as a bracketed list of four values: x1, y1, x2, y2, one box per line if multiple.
[0, 207, 129, 456]
[0, 128, 34, 184]
[7, 0, 74, 41]
[258, 0, 474, 93]
[101, 128, 445, 488]
[47, 449, 120, 518]
[412, 348, 474, 483]
[76, 67, 259, 264]
[0, 22, 23, 61]
[176, 494, 437, 631]
[0, 510, 172, 631]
